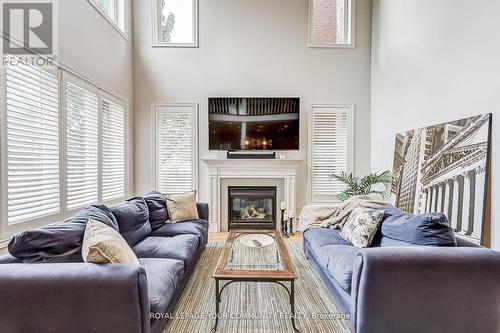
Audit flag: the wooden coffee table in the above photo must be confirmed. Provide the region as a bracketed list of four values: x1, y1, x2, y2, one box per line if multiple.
[211, 229, 299, 332]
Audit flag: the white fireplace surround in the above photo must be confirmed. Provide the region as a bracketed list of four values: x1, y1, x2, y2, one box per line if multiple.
[202, 159, 302, 232]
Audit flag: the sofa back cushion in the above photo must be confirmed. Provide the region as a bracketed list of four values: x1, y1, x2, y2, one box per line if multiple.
[110, 197, 151, 246]
[144, 191, 169, 230]
[8, 205, 118, 262]
[378, 205, 457, 247]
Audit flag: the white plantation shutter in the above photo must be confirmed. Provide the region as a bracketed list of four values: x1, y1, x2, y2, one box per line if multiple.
[310, 105, 353, 202]
[101, 98, 125, 201]
[2, 67, 129, 229]
[65, 82, 99, 210]
[154, 105, 198, 194]
[5, 65, 60, 223]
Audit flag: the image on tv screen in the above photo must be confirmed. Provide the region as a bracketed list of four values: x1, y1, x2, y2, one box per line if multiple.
[209, 97, 300, 151]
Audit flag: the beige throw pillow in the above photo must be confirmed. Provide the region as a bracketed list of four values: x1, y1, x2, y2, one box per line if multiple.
[340, 207, 386, 248]
[164, 190, 199, 223]
[82, 218, 139, 264]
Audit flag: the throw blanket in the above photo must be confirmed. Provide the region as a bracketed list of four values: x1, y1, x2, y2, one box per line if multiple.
[299, 195, 389, 231]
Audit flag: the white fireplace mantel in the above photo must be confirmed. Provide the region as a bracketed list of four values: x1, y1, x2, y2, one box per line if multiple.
[201, 159, 303, 232]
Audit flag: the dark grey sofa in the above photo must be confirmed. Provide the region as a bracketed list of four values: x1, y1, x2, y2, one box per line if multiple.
[0, 192, 209, 333]
[303, 206, 500, 333]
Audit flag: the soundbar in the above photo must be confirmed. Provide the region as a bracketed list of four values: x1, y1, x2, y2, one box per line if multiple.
[227, 151, 276, 159]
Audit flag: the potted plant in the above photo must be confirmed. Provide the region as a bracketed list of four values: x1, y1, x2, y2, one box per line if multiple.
[330, 171, 392, 201]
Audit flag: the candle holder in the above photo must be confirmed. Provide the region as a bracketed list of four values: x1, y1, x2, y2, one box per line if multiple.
[288, 217, 294, 236]
[280, 209, 289, 238]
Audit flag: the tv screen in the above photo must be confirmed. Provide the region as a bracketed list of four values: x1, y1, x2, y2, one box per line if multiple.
[209, 97, 300, 150]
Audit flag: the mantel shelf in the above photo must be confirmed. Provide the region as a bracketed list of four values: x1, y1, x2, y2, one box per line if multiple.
[201, 158, 304, 167]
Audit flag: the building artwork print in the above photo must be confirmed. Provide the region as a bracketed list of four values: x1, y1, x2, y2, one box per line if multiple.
[391, 114, 492, 245]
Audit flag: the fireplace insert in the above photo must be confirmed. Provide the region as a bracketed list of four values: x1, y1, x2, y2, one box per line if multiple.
[228, 186, 277, 229]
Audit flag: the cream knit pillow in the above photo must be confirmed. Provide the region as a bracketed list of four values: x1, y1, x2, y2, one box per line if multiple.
[82, 218, 139, 264]
[164, 190, 199, 223]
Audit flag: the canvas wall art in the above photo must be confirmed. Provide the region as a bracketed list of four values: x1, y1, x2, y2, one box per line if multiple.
[391, 114, 492, 245]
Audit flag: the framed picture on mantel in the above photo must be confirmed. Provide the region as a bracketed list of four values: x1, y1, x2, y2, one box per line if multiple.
[390, 114, 492, 246]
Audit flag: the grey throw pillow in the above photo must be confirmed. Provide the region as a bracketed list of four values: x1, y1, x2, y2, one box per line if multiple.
[340, 207, 386, 248]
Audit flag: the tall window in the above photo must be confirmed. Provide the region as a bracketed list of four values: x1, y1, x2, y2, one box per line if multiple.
[309, 105, 354, 203]
[152, 0, 198, 47]
[309, 0, 354, 47]
[63, 78, 127, 210]
[154, 104, 198, 194]
[89, 0, 126, 34]
[1, 64, 128, 231]
[5, 64, 60, 224]
[65, 82, 99, 210]
[101, 98, 126, 201]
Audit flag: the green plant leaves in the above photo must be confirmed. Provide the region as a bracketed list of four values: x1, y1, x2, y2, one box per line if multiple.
[330, 170, 392, 201]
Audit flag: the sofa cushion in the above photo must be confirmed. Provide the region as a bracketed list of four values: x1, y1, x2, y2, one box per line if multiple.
[145, 191, 169, 230]
[371, 235, 417, 247]
[304, 228, 351, 256]
[8, 205, 118, 262]
[139, 257, 185, 315]
[151, 219, 208, 245]
[379, 205, 457, 246]
[321, 245, 359, 291]
[133, 235, 200, 266]
[0, 254, 23, 264]
[82, 218, 139, 264]
[110, 197, 151, 246]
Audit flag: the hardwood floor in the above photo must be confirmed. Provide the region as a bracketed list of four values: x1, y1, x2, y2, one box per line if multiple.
[208, 231, 303, 243]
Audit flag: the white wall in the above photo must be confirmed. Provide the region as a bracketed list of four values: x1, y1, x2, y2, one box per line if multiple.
[371, 0, 500, 249]
[59, 0, 133, 100]
[133, 0, 373, 212]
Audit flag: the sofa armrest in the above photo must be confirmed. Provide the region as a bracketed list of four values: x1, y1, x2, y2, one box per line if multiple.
[0, 263, 150, 333]
[196, 202, 209, 221]
[351, 247, 500, 333]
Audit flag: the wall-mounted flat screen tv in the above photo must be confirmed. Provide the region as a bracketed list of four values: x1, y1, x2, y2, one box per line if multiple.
[209, 97, 300, 150]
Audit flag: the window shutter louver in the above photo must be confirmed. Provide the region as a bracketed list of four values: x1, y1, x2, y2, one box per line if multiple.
[101, 98, 125, 201]
[6, 65, 60, 223]
[310, 106, 353, 202]
[65, 82, 99, 210]
[155, 106, 197, 194]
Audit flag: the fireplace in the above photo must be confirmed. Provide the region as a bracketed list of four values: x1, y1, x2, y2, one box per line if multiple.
[228, 186, 277, 229]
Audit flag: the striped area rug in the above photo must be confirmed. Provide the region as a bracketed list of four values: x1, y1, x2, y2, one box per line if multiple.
[164, 242, 352, 333]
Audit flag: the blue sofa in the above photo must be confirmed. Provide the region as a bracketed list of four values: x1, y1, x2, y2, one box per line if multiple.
[303, 206, 500, 333]
[0, 192, 209, 333]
